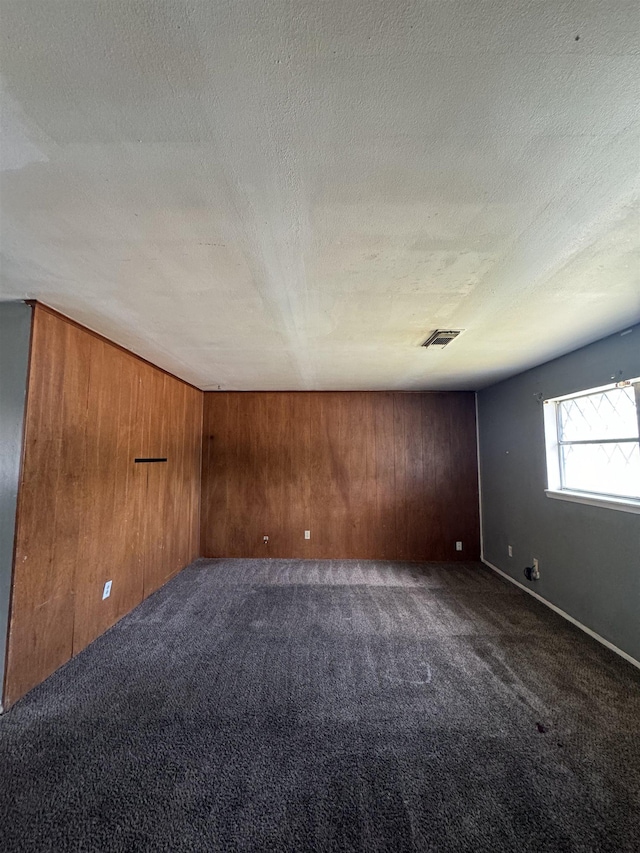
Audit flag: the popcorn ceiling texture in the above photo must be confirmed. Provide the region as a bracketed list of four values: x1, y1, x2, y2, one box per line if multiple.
[1, 558, 639, 851]
[0, 1, 638, 389]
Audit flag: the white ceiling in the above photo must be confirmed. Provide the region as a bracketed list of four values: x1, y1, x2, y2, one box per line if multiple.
[1, 1, 638, 390]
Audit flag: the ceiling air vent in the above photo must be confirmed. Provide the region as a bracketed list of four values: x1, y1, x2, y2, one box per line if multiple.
[422, 329, 463, 348]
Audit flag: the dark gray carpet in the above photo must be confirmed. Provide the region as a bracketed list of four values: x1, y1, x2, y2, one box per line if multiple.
[1, 559, 639, 852]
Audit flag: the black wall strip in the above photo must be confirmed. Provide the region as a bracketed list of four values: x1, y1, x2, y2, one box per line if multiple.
[134, 458, 168, 463]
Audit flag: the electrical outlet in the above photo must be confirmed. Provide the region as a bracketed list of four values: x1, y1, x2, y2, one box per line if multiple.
[304, 530, 311, 540]
[102, 580, 112, 600]
[532, 558, 540, 580]
[508, 545, 513, 557]
[263, 535, 269, 544]
[455, 541, 463, 551]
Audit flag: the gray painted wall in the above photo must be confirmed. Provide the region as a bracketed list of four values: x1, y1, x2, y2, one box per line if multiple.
[477, 323, 640, 663]
[0, 302, 32, 706]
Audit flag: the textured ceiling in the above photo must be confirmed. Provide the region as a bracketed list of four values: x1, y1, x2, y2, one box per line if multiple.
[1, 1, 639, 390]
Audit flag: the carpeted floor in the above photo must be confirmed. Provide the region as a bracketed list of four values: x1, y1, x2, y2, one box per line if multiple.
[1, 559, 639, 852]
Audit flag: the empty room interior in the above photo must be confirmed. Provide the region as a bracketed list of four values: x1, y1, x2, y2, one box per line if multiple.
[0, 2, 639, 851]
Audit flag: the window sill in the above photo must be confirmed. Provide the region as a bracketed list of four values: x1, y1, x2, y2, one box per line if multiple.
[545, 489, 640, 515]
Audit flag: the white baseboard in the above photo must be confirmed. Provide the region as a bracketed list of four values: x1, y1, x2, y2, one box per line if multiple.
[481, 558, 640, 671]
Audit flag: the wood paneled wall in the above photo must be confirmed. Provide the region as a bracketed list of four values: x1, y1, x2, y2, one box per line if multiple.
[201, 392, 479, 561]
[4, 305, 202, 708]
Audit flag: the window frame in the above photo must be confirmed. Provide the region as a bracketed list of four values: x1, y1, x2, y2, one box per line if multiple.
[543, 377, 640, 515]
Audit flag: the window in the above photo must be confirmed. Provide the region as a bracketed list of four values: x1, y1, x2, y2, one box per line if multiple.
[543, 378, 640, 513]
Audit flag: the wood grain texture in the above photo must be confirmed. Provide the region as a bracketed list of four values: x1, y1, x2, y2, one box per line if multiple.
[5, 305, 202, 707]
[201, 391, 479, 561]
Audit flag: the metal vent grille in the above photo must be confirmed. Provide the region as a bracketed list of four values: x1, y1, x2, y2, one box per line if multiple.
[422, 329, 462, 348]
